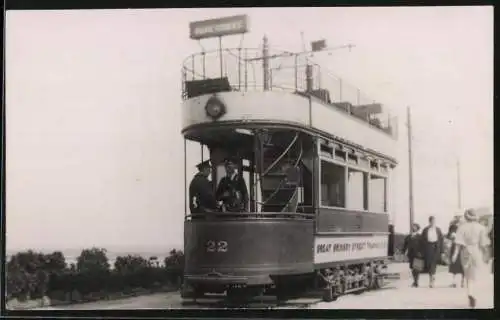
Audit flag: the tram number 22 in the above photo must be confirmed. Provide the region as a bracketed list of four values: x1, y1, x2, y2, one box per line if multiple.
[206, 240, 228, 253]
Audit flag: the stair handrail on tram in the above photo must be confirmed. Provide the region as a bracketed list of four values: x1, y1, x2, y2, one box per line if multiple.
[257, 131, 304, 213]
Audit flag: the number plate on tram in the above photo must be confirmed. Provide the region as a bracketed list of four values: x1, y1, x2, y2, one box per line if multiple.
[206, 240, 228, 252]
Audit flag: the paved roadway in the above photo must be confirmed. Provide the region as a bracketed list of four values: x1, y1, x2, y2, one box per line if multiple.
[33, 263, 494, 310]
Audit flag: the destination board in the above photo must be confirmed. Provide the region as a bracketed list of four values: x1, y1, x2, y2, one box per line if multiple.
[189, 15, 249, 40]
[313, 235, 388, 264]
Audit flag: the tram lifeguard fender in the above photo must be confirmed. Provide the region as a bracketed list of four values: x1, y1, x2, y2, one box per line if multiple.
[184, 218, 314, 285]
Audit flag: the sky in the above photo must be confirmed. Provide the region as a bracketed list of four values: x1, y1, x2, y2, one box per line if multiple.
[5, 6, 493, 252]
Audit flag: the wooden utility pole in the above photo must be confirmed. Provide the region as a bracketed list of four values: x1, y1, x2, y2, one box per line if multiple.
[456, 158, 462, 210]
[407, 106, 415, 230]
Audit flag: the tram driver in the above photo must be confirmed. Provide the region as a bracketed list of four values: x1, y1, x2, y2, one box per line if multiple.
[189, 160, 219, 216]
[216, 158, 249, 212]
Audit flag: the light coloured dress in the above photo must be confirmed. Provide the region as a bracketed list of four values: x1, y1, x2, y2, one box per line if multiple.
[454, 221, 490, 298]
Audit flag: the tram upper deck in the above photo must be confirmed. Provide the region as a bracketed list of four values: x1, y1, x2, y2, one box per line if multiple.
[181, 48, 398, 161]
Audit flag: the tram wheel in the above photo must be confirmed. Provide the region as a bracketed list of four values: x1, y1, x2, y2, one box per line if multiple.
[374, 275, 385, 289]
[322, 285, 339, 302]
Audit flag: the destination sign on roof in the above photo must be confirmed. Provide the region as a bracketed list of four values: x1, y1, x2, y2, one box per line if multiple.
[189, 15, 249, 40]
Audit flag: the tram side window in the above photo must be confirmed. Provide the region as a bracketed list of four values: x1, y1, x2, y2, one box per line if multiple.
[369, 174, 386, 213]
[347, 168, 368, 211]
[320, 161, 345, 207]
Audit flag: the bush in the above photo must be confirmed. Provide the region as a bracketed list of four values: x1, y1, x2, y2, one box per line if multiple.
[6, 247, 185, 305]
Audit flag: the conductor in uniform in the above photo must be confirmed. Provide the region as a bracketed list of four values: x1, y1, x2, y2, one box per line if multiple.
[216, 158, 248, 212]
[189, 160, 218, 215]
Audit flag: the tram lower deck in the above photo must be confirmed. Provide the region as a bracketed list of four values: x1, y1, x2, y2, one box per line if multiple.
[181, 124, 396, 301]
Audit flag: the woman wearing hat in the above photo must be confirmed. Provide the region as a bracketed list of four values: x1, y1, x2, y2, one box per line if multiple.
[189, 160, 218, 215]
[447, 217, 464, 288]
[403, 223, 424, 287]
[452, 208, 491, 308]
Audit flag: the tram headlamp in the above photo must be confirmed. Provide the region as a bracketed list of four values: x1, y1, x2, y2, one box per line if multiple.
[205, 95, 226, 120]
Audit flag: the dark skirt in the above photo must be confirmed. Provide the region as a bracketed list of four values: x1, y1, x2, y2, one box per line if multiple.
[409, 256, 416, 270]
[424, 241, 440, 275]
[448, 243, 464, 275]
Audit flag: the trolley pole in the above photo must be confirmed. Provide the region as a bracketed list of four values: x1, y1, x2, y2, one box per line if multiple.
[407, 106, 415, 231]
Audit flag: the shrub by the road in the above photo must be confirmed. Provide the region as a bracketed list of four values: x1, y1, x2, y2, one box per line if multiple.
[6, 247, 185, 305]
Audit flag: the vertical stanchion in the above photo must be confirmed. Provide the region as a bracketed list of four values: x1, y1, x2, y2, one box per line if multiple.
[294, 54, 298, 91]
[184, 138, 187, 217]
[238, 47, 242, 90]
[191, 55, 195, 80]
[263, 36, 269, 91]
[219, 36, 223, 78]
[317, 64, 321, 89]
[202, 52, 206, 79]
[181, 66, 186, 99]
[305, 64, 313, 93]
[244, 48, 248, 91]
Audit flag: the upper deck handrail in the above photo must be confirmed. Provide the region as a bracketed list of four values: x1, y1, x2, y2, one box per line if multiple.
[181, 48, 397, 136]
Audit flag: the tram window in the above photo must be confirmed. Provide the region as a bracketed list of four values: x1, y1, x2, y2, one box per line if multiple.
[347, 168, 368, 211]
[320, 161, 345, 207]
[369, 174, 386, 213]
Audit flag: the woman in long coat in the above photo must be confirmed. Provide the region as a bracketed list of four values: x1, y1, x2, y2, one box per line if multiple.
[447, 220, 464, 287]
[420, 216, 444, 288]
[403, 223, 423, 287]
[489, 227, 493, 273]
[452, 209, 491, 308]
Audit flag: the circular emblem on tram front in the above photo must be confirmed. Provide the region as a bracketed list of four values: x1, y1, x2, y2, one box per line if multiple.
[205, 95, 226, 120]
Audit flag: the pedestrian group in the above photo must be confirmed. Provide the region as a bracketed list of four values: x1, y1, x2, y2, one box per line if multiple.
[403, 209, 492, 308]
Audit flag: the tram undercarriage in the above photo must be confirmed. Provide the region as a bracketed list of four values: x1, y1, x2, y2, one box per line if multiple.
[181, 259, 398, 304]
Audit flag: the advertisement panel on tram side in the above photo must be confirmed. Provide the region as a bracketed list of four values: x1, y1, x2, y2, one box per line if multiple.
[313, 235, 389, 264]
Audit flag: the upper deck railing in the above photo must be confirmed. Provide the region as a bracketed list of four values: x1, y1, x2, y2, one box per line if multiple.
[181, 48, 397, 136]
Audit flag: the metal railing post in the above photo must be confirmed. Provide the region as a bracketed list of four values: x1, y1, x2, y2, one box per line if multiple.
[202, 52, 206, 79]
[191, 54, 195, 81]
[219, 36, 223, 78]
[294, 54, 298, 91]
[238, 47, 242, 90]
[244, 48, 248, 91]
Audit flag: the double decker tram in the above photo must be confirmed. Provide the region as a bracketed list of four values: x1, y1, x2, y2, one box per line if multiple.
[180, 27, 399, 303]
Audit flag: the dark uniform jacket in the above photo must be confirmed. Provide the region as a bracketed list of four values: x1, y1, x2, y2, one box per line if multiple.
[420, 226, 444, 273]
[216, 174, 248, 212]
[189, 173, 217, 214]
[403, 233, 423, 260]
